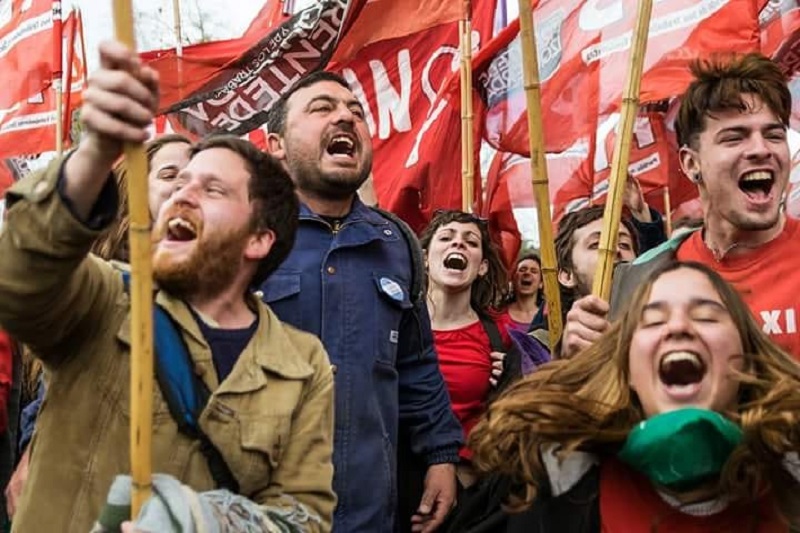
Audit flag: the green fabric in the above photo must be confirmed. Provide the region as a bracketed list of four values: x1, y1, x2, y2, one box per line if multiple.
[95, 503, 131, 531]
[618, 408, 743, 491]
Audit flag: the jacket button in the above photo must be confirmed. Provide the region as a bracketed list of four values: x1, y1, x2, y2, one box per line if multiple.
[327, 266, 336, 275]
[331, 364, 337, 375]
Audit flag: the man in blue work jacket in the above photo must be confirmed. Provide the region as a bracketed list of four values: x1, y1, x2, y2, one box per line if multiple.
[261, 71, 463, 532]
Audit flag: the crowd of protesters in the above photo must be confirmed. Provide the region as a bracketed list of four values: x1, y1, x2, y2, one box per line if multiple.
[0, 38, 797, 533]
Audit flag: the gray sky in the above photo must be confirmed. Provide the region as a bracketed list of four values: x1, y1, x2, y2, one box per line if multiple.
[73, 0, 267, 73]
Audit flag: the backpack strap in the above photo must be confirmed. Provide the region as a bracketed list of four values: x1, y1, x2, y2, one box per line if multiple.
[120, 272, 239, 493]
[478, 314, 506, 353]
[369, 207, 426, 306]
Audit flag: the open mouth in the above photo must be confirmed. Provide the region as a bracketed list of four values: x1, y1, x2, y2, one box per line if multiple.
[738, 170, 774, 202]
[519, 279, 534, 288]
[326, 134, 356, 159]
[166, 216, 198, 242]
[443, 252, 468, 271]
[658, 351, 706, 388]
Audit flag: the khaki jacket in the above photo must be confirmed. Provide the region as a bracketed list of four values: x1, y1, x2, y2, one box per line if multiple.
[0, 161, 335, 532]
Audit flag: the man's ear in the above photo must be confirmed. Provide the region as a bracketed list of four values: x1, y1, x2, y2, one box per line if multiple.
[679, 144, 700, 185]
[558, 268, 576, 288]
[245, 229, 276, 262]
[266, 133, 286, 161]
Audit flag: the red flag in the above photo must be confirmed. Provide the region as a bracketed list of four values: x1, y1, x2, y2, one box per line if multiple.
[328, 0, 497, 232]
[483, 150, 523, 270]
[475, 0, 764, 155]
[0, 11, 82, 158]
[242, 0, 292, 40]
[0, 0, 58, 109]
[760, 1, 800, 131]
[143, 0, 367, 138]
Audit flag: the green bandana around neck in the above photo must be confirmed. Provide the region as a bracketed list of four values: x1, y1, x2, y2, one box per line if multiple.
[617, 408, 743, 491]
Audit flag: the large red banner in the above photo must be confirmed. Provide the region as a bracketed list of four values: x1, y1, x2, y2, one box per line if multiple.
[144, 0, 366, 139]
[327, 0, 497, 232]
[475, 0, 764, 155]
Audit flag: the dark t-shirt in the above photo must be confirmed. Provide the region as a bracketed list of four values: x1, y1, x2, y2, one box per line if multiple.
[191, 309, 258, 382]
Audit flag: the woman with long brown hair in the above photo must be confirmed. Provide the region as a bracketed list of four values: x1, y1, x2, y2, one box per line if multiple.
[452, 260, 800, 532]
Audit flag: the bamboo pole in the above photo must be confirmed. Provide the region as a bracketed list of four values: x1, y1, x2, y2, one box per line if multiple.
[52, 1, 63, 155]
[663, 186, 672, 235]
[112, 0, 155, 518]
[54, 80, 63, 155]
[591, 0, 653, 300]
[172, 0, 184, 101]
[77, 9, 88, 87]
[172, 0, 183, 56]
[460, 0, 474, 212]
[516, 0, 562, 343]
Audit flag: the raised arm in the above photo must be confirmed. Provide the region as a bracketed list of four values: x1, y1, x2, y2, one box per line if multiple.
[0, 41, 158, 365]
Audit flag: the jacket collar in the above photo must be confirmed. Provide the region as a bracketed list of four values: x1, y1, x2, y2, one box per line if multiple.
[116, 289, 313, 394]
[299, 197, 390, 227]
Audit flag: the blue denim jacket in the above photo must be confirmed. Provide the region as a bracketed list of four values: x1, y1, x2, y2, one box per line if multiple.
[259, 200, 462, 532]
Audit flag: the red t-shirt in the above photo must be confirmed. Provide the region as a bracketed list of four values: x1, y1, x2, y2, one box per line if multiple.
[676, 218, 800, 360]
[434, 314, 512, 459]
[0, 331, 12, 434]
[600, 458, 787, 532]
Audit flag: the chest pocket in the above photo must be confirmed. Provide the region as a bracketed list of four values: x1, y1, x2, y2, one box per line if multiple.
[259, 272, 302, 327]
[202, 373, 309, 496]
[372, 273, 413, 366]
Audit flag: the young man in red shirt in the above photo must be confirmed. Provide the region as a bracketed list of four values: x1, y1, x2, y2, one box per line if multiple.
[571, 53, 800, 360]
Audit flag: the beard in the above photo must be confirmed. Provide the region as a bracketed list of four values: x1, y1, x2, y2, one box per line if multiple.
[285, 148, 371, 201]
[153, 223, 251, 300]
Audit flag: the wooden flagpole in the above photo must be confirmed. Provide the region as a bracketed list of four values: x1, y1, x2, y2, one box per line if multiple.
[663, 186, 672, 235]
[516, 0, 562, 342]
[77, 8, 88, 87]
[52, 1, 63, 155]
[460, 0, 474, 212]
[591, 0, 653, 300]
[112, 0, 155, 518]
[172, 0, 184, 100]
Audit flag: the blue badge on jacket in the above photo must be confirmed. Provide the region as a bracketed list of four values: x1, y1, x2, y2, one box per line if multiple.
[379, 277, 405, 302]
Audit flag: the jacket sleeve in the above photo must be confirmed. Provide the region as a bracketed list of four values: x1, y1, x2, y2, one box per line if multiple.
[397, 301, 463, 466]
[255, 340, 336, 532]
[0, 158, 122, 368]
[632, 207, 667, 254]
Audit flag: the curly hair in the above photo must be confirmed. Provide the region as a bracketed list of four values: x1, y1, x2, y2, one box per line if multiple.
[419, 210, 508, 313]
[469, 261, 800, 522]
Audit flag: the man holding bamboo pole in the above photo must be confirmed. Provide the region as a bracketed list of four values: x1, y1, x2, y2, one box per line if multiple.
[611, 53, 800, 360]
[0, 41, 336, 532]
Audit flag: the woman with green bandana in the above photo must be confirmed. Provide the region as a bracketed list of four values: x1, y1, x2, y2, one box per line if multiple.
[448, 260, 800, 532]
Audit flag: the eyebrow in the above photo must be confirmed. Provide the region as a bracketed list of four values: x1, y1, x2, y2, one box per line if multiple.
[154, 163, 181, 174]
[715, 123, 786, 137]
[642, 298, 727, 313]
[306, 95, 365, 114]
[436, 228, 481, 240]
